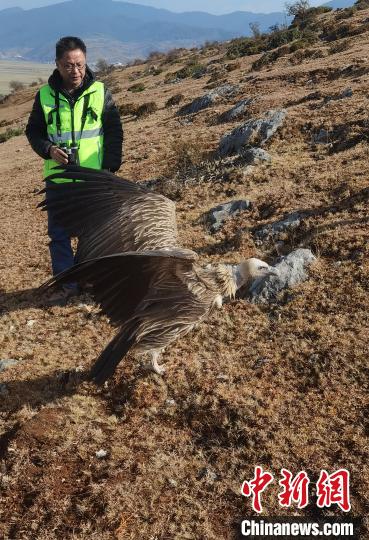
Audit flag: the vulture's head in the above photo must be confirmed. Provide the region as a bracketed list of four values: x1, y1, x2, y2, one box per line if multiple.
[234, 258, 277, 289]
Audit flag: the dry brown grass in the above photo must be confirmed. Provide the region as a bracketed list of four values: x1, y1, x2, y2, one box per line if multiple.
[0, 6, 369, 539]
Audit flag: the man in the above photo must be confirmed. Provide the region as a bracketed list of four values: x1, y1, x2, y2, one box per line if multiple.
[26, 36, 123, 304]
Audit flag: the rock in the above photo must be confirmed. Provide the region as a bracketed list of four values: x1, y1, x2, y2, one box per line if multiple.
[218, 98, 253, 123]
[339, 87, 353, 99]
[207, 199, 252, 233]
[241, 147, 272, 165]
[212, 83, 239, 98]
[0, 383, 9, 397]
[248, 249, 316, 304]
[325, 87, 353, 103]
[177, 94, 215, 116]
[313, 129, 330, 144]
[26, 319, 36, 327]
[219, 109, 286, 157]
[95, 449, 108, 459]
[177, 83, 239, 116]
[0, 359, 19, 373]
[166, 398, 176, 406]
[255, 211, 307, 240]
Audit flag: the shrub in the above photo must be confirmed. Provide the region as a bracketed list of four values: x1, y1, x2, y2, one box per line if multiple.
[135, 102, 158, 118]
[252, 46, 289, 70]
[29, 81, 38, 87]
[266, 27, 303, 49]
[128, 82, 145, 93]
[225, 61, 241, 72]
[164, 61, 207, 83]
[164, 137, 211, 178]
[0, 126, 24, 143]
[95, 58, 110, 73]
[162, 48, 185, 64]
[118, 102, 138, 116]
[328, 39, 350, 55]
[126, 58, 145, 67]
[335, 7, 357, 19]
[165, 94, 184, 107]
[9, 80, 24, 92]
[226, 37, 265, 59]
[355, 0, 369, 9]
[148, 50, 165, 62]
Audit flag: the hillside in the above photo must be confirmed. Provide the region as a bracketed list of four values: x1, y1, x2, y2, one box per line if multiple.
[0, 3, 369, 539]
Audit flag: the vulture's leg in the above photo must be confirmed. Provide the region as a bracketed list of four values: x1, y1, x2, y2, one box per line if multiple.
[150, 351, 165, 375]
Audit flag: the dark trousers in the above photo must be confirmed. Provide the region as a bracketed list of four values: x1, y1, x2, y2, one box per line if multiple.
[46, 181, 78, 290]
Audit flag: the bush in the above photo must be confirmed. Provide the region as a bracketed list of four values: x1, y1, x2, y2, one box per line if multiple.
[226, 37, 265, 59]
[128, 82, 145, 93]
[118, 102, 138, 116]
[335, 7, 357, 19]
[135, 102, 158, 118]
[164, 137, 211, 178]
[266, 27, 303, 49]
[95, 58, 110, 73]
[162, 48, 185, 64]
[147, 50, 165, 62]
[164, 60, 207, 83]
[225, 61, 241, 72]
[0, 126, 24, 143]
[9, 80, 24, 92]
[29, 81, 38, 87]
[328, 39, 350, 54]
[355, 0, 369, 9]
[165, 94, 184, 107]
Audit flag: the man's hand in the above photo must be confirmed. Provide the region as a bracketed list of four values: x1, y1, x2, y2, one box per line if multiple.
[49, 145, 68, 165]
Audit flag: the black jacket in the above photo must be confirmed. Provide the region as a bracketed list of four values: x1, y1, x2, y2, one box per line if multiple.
[26, 67, 123, 172]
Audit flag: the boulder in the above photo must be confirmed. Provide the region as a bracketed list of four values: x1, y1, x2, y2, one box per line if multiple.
[248, 249, 316, 304]
[218, 98, 253, 123]
[177, 83, 239, 116]
[219, 109, 286, 157]
[207, 199, 252, 233]
[0, 359, 18, 373]
[241, 147, 272, 165]
[255, 211, 307, 240]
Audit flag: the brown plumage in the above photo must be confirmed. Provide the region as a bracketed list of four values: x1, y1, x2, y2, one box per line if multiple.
[40, 166, 276, 383]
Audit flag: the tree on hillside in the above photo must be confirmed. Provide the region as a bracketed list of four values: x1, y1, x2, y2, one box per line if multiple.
[285, 0, 311, 21]
[95, 58, 110, 73]
[249, 21, 261, 39]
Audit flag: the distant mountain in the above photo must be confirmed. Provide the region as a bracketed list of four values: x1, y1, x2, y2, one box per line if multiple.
[0, 0, 288, 63]
[324, 0, 356, 7]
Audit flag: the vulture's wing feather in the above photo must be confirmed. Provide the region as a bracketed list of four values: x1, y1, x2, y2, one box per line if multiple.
[41, 249, 198, 325]
[38, 165, 179, 258]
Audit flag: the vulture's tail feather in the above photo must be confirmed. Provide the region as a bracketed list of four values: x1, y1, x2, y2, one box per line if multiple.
[89, 322, 137, 385]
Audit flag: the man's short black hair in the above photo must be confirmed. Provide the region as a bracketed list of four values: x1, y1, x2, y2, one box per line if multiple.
[56, 36, 87, 60]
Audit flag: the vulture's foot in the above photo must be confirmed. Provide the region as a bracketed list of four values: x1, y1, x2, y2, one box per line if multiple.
[151, 352, 165, 375]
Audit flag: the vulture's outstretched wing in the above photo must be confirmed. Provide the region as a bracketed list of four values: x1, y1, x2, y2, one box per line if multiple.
[38, 165, 178, 260]
[40, 248, 199, 326]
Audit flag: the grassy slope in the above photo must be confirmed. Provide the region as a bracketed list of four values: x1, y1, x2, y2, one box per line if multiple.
[0, 7, 368, 539]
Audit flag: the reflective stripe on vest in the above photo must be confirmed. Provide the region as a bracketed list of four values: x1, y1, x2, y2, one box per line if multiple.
[40, 81, 105, 183]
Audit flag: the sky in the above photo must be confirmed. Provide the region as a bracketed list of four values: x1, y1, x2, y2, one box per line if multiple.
[0, 0, 326, 14]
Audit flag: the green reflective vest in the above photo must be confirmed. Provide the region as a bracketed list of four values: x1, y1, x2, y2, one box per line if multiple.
[39, 81, 105, 183]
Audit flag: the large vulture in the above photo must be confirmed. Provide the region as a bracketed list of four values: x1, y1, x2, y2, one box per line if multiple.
[39, 166, 275, 384]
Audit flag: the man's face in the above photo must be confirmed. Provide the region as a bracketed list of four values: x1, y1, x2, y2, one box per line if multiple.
[56, 49, 86, 90]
